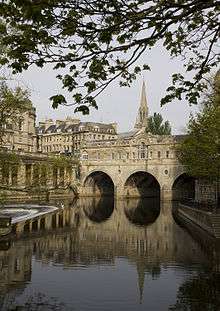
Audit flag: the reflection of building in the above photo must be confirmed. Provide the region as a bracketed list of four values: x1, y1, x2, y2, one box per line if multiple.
[2, 103, 36, 152]
[36, 117, 117, 155]
[0, 198, 217, 307]
[0, 241, 32, 309]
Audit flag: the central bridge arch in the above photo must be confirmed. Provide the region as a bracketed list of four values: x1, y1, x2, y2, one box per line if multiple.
[124, 171, 161, 198]
[83, 170, 114, 196]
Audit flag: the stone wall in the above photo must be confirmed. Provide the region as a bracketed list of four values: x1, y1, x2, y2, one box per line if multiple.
[195, 179, 219, 204]
[0, 151, 78, 201]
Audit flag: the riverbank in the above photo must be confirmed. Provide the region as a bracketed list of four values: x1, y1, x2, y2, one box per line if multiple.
[176, 202, 220, 239]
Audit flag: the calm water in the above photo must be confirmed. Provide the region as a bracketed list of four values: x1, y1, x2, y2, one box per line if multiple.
[0, 197, 220, 311]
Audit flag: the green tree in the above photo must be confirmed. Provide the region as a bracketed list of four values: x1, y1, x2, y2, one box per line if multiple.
[0, 81, 32, 146]
[147, 113, 171, 135]
[177, 73, 220, 180]
[170, 273, 220, 311]
[0, 1, 219, 113]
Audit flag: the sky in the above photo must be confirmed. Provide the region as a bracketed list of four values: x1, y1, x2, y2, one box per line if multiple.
[9, 43, 199, 134]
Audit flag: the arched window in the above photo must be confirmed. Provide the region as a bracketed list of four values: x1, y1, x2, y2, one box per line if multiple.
[139, 142, 147, 159]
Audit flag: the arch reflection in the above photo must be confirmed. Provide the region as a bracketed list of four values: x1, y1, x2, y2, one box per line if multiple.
[124, 198, 160, 227]
[82, 197, 114, 223]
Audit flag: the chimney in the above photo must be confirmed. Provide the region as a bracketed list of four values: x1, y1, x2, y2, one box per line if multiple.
[55, 120, 63, 127]
[45, 119, 54, 130]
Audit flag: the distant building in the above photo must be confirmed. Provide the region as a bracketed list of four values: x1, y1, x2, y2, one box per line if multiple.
[1, 104, 36, 152]
[36, 117, 117, 155]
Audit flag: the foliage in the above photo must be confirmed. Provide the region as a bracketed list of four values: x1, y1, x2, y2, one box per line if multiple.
[0, 1, 219, 113]
[169, 273, 220, 311]
[49, 155, 76, 170]
[147, 113, 171, 135]
[0, 151, 20, 187]
[0, 150, 20, 164]
[0, 190, 6, 207]
[177, 73, 220, 179]
[0, 81, 32, 145]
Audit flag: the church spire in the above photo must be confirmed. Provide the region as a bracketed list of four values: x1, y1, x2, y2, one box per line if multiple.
[134, 81, 149, 129]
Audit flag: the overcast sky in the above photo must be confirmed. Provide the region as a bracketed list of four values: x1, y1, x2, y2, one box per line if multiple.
[9, 43, 199, 134]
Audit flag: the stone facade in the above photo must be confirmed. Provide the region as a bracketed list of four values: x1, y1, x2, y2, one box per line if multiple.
[195, 179, 220, 204]
[37, 117, 117, 155]
[1, 104, 36, 152]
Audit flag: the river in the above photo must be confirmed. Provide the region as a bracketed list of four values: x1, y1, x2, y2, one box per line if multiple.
[0, 197, 219, 311]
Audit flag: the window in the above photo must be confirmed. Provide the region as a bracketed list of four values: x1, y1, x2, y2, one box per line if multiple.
[158, 151, 161, 158]
[126, 152, 129, 159]
[112, 153, 115, 160]
[133, 152, 135, 159]
[18, 120, 23, 131]
[150, 151, 153, 158]
[139, 142, 146, 159]
[166, 151, 169, 158]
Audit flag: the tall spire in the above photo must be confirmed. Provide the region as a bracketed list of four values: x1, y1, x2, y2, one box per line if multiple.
[134, 81, 149, 129]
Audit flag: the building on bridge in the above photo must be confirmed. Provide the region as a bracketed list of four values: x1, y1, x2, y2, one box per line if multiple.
[79, 82, 196, 201]
[81, 82, 179, 162]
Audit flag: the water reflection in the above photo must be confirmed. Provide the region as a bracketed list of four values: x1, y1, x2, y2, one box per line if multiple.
[124, 197, 160, 226]
[170, 272, 220, 311]
[83, 196, 114, 223]
[0, 198, 219, 310]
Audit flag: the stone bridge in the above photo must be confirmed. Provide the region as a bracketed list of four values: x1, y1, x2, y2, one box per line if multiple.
[78, 157, 195, 201]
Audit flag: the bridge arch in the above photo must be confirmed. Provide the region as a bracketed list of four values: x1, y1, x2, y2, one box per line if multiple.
[172, 173, 195, 200]
[83, 170, 115, 196]
[124, 170, 161, 198]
